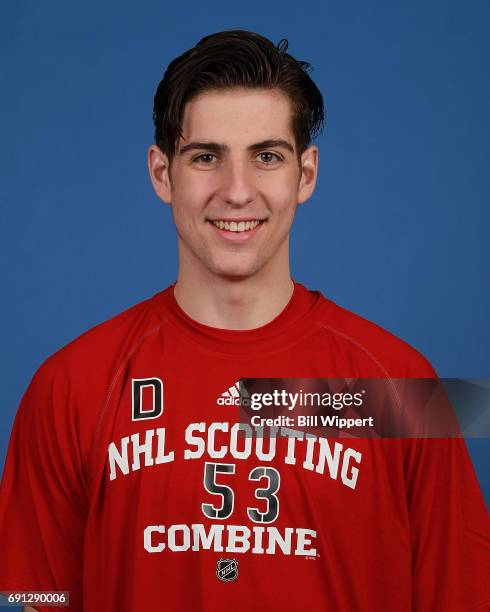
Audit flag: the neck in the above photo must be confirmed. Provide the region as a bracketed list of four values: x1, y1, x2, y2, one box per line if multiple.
[173, 246, 294, 330]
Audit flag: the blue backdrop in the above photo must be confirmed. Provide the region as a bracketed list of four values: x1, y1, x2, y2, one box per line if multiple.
[1, 0, 489, 518]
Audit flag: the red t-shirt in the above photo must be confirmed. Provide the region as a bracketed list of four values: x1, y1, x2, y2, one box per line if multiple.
[0, 281, 489, 611]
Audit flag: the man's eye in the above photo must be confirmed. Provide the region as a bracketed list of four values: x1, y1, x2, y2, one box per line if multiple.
[257, 152, 281, 164]
[193, 153, 217, 164]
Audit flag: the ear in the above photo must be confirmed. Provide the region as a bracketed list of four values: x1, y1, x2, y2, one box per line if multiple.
[147, 144, 172, 204]
[297, 145, 318, 205]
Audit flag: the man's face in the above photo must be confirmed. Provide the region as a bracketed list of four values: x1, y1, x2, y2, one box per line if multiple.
[149, 88, 318, 280]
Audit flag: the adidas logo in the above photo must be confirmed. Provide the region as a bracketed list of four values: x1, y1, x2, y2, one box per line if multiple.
[217, 381, 251, 406]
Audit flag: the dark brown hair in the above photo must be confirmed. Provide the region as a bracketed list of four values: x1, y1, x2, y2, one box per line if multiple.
[152, 30, 325, 162]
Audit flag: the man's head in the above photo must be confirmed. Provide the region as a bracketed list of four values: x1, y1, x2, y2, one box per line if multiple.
[152, 30, 324, 166]
[148, 30, 325, 281]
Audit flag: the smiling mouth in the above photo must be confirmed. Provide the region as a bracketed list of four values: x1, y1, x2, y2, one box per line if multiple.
[208, 219, 265, 233]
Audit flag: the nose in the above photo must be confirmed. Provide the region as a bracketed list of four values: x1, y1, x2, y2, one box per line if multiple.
[217, 157, 256, 207]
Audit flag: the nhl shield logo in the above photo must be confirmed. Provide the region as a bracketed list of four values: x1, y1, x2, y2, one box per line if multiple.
[216, 558, 238, 582]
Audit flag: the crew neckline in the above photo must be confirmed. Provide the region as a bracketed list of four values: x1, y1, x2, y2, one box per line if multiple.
[152, 278, 331, 358]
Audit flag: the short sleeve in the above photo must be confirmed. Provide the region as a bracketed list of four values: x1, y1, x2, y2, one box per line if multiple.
[0, 357, 88, 611]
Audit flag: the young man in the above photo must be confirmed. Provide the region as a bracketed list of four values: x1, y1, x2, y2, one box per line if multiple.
[1, 30, 489, 612]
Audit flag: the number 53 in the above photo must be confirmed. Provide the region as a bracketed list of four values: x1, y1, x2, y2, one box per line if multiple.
[202, 462, 281, 524]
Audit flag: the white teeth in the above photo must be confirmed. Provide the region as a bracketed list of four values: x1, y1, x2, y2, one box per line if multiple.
[211, 220, 261, 232]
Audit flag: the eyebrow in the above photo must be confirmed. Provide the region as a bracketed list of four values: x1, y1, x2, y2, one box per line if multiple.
[178, 138, 295, 156]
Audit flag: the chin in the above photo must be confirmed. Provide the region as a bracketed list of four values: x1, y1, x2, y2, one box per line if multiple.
[214, 269, 256, 281]
[210, 261, 262, 281]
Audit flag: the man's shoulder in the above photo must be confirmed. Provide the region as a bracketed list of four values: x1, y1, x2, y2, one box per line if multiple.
[33, 289, 168, 387]
[314, 292, 437, 377]
[13, 290, 171, 465]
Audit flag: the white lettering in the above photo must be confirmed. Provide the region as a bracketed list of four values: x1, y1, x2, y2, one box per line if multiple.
[144, 525, 165, 553]
[296, 528, 317, 556]
[208, 422, 228, 459]
[131, 429, 155, 471]
[226, 525, 251, 553]
[108, 437, 130, 481]
[167, 524, 190, 551]
[155, 427, 175, 464]
[191, 524, 224, 551]
[341, 448, 362, 489]
[144, 523, 316, 556]
[184, 423, 206, 459]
